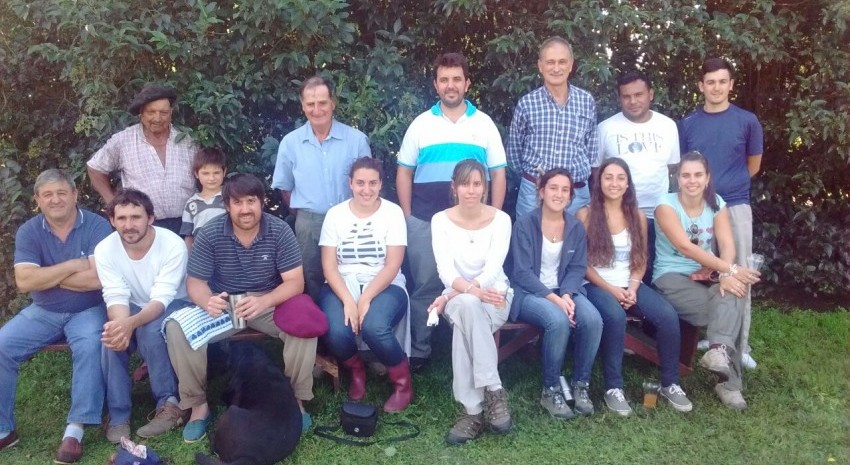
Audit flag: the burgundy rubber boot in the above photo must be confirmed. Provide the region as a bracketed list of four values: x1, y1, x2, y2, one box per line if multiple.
[384, 357, 413, 412]
[341, 354, 367, 401]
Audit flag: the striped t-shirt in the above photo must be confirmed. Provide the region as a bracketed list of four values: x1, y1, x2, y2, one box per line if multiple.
[397, 100, 507, 221]
[188, 212, 301, 293]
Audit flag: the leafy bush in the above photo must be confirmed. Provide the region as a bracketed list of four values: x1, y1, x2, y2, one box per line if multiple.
[1, 0, 847, 316]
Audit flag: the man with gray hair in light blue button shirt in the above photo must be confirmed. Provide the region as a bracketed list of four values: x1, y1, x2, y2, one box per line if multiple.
[272, 75, 371, 302]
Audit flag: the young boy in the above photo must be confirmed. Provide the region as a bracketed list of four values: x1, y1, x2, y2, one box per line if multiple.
[180, 148, 227, 248]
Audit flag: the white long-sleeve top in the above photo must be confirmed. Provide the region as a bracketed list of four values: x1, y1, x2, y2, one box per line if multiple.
[94, 226, 188, 308]
[431, 209, 511, 289]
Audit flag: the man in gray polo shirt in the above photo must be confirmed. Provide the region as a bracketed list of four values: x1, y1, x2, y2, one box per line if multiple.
[165, 174, 318, 442]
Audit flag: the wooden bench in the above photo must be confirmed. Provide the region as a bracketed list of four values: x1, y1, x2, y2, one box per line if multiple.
[42, 329, 342, 392]
[494, 316, 699, 376]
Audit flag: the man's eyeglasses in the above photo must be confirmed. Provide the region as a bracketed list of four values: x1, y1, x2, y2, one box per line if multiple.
[688, 223, 700, 245]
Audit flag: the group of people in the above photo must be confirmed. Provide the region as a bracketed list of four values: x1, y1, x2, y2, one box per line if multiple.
[0, 33, 765, 463]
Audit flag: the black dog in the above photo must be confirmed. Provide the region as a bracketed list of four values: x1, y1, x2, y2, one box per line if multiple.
[196, 342, 302, 465]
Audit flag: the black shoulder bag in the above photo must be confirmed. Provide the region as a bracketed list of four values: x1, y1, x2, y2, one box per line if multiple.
[314, 402, 420, 446]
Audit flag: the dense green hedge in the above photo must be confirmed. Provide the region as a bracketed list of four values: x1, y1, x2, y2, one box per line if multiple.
[1, 0, 847, 315]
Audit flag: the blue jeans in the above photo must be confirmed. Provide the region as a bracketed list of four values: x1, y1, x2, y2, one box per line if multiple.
[643, 218, 656, 285]
[515, 291, 602, 388]
[0, 303, 106, 432]
[102, 300, 185, 426]
[516, 177, 590, 219]
[585, 282, 681, 388]
[319, 284, 407, 366]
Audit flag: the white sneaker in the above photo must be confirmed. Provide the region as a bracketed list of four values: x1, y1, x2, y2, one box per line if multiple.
[741, 353, 758, 370]
[697, 339, 710, 351]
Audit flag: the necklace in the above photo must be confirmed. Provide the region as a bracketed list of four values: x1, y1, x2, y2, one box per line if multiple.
[548, 234, 561, 243]
[467, 230, 475, 243]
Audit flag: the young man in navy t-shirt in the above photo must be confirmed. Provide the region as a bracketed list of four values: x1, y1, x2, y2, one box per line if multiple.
[679, 57, 764, 372]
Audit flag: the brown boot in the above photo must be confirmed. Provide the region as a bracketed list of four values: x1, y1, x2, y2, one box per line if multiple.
[384, 357, 413, 412]
[341, 354, 366, 401]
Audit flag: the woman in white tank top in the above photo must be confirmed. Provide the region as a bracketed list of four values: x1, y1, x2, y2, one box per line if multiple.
[577, 158, 692, 416]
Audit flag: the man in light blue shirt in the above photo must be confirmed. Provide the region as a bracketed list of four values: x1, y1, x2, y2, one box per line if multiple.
[272, 75, 371, 301]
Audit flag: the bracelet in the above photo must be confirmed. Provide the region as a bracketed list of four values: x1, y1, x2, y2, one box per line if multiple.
[728, 263, 739, 275]
[629, 278, 641, 284]
[464, 283, 475, 293]
[441, 294, 449, 303]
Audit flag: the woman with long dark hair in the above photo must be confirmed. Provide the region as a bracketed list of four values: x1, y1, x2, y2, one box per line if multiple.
[653, 151, 759, 410]
[577, 158, 691, 416]
[509, 168, 602, 420]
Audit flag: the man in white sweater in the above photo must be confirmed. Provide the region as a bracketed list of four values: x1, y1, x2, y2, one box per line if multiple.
[94, 189, 190, 442]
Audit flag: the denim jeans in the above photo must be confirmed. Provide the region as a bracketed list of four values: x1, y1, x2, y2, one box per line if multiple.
[320, 284, 407, 366]
[0, 303, 106, 432]
[515, 177, 590, 219]
[102, 300, 186, 426]
[585, 282, 682, 388]
[643, 218, 657, 285]
[515, 291, 602, 388]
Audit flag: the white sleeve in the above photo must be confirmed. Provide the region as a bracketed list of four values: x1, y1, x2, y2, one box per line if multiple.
[430, 212, 460, 288]
[473, 211, 512, 288]
[149, 235, 188, 308]
[396, 117, 420, 168]
[483, 116, 507, 168]
[94, 237, 132, 308]
[593, 121, 606, 168]
[319, 203, 342, 247]
[383, 201, 407, 246]
[667, 119, 681, 164]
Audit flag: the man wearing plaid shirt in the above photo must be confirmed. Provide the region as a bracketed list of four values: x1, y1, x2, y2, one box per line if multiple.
[507, 37, 598, 217]
[88, 85, 197, 234]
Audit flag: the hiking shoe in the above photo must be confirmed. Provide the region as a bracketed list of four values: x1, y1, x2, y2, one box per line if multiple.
[137, 403, 185, 438]
[0, 431, 19, 452]
[714, 384, 747, 410]
[571, 381, 595, 416]
[742, 353, 758, 370]
[105, 423, 130, 444]
[697, 339, 710, 351]
[603, 388, 633, 417]
[659, 384, 693, 412]
[445, 413, 484, 445]
[54, 437, 82, 464]
[700, 345, 732, 380]
[540, 386, 576, 420]
[483, 388, 513, 433]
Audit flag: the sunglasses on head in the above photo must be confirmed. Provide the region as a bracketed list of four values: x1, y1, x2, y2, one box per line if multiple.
[688, 223, 700, 245]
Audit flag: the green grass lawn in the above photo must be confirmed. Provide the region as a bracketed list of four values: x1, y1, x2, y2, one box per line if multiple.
[4, 306, 848, 465]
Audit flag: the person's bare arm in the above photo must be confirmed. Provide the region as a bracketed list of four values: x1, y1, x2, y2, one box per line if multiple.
[747, 154, 763, 177]
[14, 259, 89, 293]
[280, 190, 295, 215]
[87, 166, 115, 206]
[234, 267, 305, 321]
[59, 256, 103, 291]
[396, 166, 414, 217]
[489, 167, 507, 210]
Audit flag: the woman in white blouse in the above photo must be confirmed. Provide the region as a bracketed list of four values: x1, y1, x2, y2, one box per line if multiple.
[318, 157, 412, 412]
[428, 159, 513, 445]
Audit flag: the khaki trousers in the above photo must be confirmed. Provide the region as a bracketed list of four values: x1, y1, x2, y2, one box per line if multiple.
[165, 309, 317, 409]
